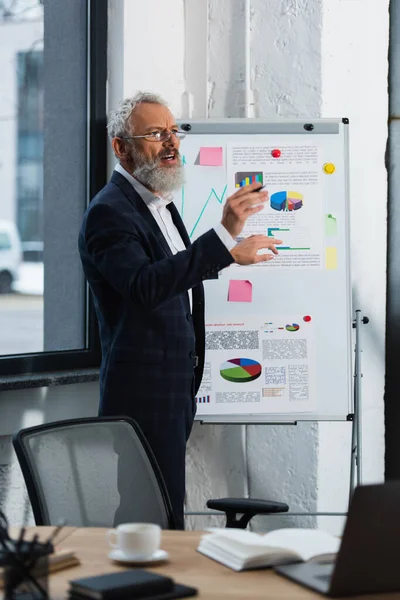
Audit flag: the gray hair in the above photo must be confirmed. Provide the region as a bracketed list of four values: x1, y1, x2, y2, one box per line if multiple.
[107, 91, 168, 142]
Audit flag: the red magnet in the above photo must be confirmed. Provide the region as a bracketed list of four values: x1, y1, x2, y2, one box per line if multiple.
[303, 315, 312, 322]
[271, 148, 281, 158]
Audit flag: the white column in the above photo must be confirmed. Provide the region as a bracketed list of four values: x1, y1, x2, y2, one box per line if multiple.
[318, 0, 388, 533]
[122, 0, 185, 117]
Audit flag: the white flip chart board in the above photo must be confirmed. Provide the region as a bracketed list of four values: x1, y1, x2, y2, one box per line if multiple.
[174, 119, 352, 423]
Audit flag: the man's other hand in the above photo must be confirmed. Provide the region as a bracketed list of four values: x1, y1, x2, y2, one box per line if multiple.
[221, 183, 269, 238]
[230, 235, 282, 265]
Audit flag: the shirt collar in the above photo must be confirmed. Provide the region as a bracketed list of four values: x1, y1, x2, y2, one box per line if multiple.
[114, 163, 171, 210]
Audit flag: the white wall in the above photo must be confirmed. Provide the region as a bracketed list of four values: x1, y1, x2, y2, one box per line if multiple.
[0, 383, 99, 524]
[122, 0, 185, 115]
[187, 0, 323, 531]
[0, 0, 388, 533]
[111, 0, 388, 533]
[317, 0, 388, 533]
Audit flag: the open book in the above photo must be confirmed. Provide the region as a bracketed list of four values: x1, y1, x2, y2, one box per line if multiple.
[197, 528, 341, 571]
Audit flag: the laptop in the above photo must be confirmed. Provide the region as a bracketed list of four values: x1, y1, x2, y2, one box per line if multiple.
[275, 482, 400, 597]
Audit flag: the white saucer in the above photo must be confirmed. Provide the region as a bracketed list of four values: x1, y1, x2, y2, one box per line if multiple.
[108, 548, 169, 564]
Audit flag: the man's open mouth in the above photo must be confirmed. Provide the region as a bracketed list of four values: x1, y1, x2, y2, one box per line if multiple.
[160, 153, 177, 162]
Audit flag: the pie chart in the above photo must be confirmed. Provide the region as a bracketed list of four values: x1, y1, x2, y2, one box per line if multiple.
[286, 323, 300, 332]
[220, 358, 262, 383]
[271, 190, 303, 211]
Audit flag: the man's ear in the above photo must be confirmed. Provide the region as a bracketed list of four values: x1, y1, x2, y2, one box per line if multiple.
[112, 137, 130, 160]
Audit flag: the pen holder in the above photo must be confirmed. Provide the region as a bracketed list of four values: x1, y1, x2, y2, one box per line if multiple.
[2, 541, 53, 600]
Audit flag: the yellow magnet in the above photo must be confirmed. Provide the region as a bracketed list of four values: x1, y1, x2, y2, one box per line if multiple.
[323, 162, 336, 174]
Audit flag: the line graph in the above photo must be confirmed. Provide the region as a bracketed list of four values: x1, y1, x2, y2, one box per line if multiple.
[179, 154, 228, 238]
[181, 182, 228, 238]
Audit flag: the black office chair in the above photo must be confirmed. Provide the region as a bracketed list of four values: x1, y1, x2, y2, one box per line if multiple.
[12, 417, 288, 529]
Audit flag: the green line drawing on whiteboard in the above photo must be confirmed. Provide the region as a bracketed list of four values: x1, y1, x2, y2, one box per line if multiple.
[188, 185, 228, 238]
[179, 156, 228, 237]
[180, 182, 228, 238]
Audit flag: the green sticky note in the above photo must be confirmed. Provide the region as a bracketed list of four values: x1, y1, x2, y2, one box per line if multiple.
[325, 214, 337, 236]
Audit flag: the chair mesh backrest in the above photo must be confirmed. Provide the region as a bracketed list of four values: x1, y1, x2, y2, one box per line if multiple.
[15, 419, 172, 529]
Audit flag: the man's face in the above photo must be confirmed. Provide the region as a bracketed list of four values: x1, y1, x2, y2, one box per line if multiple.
[129, 103, 181, 167]
[114, 102, 185, 195]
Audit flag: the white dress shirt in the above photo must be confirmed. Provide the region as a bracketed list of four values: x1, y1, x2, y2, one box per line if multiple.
[114, 163, 235, 311]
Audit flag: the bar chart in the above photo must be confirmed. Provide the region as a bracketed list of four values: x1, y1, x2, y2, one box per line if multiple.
[234, 171, 263, 188]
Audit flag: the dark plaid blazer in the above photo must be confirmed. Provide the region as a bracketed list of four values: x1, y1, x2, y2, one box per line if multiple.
[78, 171, 233, 419]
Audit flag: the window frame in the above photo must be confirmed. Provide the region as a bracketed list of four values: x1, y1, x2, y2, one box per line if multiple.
[0, 0, 107, 377]
[386, 0, 400, 478]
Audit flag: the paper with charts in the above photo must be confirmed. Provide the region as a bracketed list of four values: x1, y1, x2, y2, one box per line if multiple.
[195, 317, 316, 415]
[227, 143, 324, 270]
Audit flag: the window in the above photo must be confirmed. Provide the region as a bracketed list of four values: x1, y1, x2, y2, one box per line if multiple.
[0, 234, 12, 252]
[17, 50, 43, 247]
[0, 0, 107, 375]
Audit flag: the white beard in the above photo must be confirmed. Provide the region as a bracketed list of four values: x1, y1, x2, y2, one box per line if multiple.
[132, 155, 185, 194]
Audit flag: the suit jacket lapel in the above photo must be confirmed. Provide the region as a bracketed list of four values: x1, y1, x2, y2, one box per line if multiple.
[111, 172, 203, 337]
[167, 202, 204, 318]
[167, 202, 191, 248]
[110, 171, 173, 257]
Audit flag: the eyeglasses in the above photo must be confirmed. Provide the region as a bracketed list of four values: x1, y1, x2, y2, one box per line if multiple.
[119, 130, 186, 143]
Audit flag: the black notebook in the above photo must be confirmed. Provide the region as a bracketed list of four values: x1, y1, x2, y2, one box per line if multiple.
[69, 570, 174, 600]
[69, 570, 197, 600]
[68, 584, 198, 600]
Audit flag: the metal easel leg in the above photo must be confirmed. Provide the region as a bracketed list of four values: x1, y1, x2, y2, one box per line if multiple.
[349, 310, 369, 509]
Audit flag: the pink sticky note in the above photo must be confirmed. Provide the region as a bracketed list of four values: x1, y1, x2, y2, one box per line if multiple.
[199, 147, 223, 167]
[228, 280, 252, 302]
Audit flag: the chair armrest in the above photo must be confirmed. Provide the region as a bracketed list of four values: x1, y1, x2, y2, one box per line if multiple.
[207, 497, 289, 529]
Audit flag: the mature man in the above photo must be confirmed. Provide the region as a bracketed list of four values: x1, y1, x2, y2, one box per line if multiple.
[79, 92, 281, 528]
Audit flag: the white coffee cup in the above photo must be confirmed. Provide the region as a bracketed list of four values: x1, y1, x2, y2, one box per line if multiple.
[106, 523, 161, 558]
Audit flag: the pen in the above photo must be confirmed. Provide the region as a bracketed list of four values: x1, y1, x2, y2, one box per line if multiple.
[44, 519, 66, 545]
[250, 185, 267, 208]
[44, 521, 66, 547]
[26, 533, 39, 569]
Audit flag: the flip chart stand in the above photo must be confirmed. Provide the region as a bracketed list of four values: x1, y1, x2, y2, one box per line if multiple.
[349, 310, 369, 505]
[191, 310, 369, 520]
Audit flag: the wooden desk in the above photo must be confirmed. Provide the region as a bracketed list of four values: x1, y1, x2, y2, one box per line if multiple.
[7, 527, 400, 599]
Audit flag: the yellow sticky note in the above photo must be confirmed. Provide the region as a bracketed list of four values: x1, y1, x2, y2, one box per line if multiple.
[326, 247, 337, 270]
